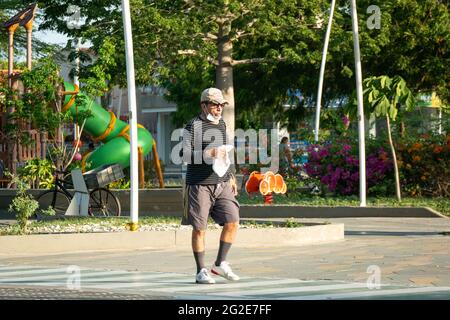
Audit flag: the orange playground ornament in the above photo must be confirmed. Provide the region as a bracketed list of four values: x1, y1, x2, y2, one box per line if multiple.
[244, 171, 287, 204]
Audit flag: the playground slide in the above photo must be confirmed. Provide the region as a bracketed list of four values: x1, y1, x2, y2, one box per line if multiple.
[62, 82, 153, 172]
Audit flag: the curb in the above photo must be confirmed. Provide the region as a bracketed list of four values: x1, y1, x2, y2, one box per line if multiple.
[0, 223, 344, 256]
[239, 205, 447, 218]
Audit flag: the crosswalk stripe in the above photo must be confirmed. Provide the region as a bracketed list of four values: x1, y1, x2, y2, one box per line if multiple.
[80, 275, 252, 290]
[281, 286, 450, 300]
[82, 273, 189, 283]
[81, 275, 199, 290]
[0, 265, 45, 272]
[147, 278, 305, 293]
[82, 281, 181, 290]
[212, 282, 372, 297]
[0, 267, 70, 277]
[0, 270, 130, 283]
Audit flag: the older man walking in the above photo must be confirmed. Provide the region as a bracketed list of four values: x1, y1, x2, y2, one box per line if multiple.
[181, 88, 240, 284]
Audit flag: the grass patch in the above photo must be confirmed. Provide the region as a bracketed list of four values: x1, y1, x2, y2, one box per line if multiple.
[34, 216, 182, 227]
[237, 194, 450, 216]
[240, 219, 305, 228]
[0, 215, 310, 236]
[0, 216, 183, 236]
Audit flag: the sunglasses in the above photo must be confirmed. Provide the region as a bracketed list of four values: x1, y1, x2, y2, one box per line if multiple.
[208, 102, 225, 109]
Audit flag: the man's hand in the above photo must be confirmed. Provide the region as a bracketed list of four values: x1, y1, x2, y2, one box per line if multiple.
[204, 146, 227, 159]
[229, 175, 238, 196]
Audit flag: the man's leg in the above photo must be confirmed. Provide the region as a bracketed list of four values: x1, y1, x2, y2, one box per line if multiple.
[211, 221, 240, 281]
[192, 229, 215, 284]
[211, 181, 240, 280]
[192, 230, 206, 273]
[215, 222, 239, 266]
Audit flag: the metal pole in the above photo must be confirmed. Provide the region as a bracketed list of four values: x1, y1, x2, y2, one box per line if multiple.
[73, 38, 80, 85]
[122, 0, 140, 230]
[350, 0, 367, 207]
[73, 38, 81, 144]
[314, 0, 336, 142]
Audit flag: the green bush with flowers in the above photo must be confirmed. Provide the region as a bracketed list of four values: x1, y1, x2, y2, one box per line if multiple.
[396, 133, 449, 197]
[303, 136, 396, 196]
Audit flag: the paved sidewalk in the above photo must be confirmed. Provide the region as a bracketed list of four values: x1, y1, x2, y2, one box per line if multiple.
[1, 218, 449, 293]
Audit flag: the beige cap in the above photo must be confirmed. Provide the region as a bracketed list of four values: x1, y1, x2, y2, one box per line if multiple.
[200, 88, 228, 105]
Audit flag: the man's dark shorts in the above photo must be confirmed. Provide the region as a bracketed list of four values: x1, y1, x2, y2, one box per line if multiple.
[182, 180, 240, 230]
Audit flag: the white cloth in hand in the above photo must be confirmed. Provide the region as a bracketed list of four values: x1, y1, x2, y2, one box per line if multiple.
[212, 145, 234, 177]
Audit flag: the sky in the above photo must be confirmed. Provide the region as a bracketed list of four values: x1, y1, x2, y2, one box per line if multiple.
[34, 28, 70, 46]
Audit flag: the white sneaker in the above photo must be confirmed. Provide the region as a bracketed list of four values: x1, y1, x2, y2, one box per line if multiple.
[196, 268, 216, 284]
[211, 261, 240, 281]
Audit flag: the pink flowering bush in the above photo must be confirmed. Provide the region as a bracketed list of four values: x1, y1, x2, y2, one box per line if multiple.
[304, 138, 394, 195]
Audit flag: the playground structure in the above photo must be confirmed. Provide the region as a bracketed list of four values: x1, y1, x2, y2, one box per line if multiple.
[245, 171, 287, 204]
[0, 3, 164, 188]
[62, 82, 164, 187]
[0, 4, 48, 180]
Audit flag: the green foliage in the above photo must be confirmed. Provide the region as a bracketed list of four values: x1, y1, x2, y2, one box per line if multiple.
[38, 0, 328, 127]
[6, 172, 55, 235]
[396, 132, 449, 197]
[345, 75, 415, 121]
[0, 57, 71, 144]
[107, 178, 130, 190]
[366, 75, 415, 120]
[346, 75, 416, 202]
[66, 160, 82, 172]
[284, 218, 303, 228]
[37, 0, 450, 131]
[74, 37, 118, 100]
[284, 174, 321, 195]
[237, 193, 450, 216]
[17, 159, 56, 189]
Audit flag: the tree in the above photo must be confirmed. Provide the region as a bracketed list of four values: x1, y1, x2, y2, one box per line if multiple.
[358, 75, 415, 201]
[363, 0, 449, 104]
[38, 0, 328, 132]
[36, 0, 449, 134]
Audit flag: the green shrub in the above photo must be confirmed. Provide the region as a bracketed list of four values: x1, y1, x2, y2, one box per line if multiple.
[17, 159, 55, 189]
[107, 178, 130, 189]
[7, 173, 55, 234]
[396, 132, 449, 197]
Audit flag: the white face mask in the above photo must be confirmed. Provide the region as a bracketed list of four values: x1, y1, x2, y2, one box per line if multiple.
[206, 112, 221, 122]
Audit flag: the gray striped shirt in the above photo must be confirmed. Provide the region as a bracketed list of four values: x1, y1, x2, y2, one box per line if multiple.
[182, 114, 233, 185]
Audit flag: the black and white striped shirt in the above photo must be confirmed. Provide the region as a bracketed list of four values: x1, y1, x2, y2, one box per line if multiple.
[182, 114, 233, 185]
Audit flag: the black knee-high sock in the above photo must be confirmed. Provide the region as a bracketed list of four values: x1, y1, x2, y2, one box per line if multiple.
[193, 251, 206, 273]
[215, 241, 232, 266]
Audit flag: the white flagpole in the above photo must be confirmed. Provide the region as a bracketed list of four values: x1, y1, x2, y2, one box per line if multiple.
[314, 0, 336, 142]
[122, 0, 140, 228]
[350, 0, 367, 207]
[74, 37, 81, 146]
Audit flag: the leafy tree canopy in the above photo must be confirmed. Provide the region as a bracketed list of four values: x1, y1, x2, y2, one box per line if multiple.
[35, 0, 449, 130]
